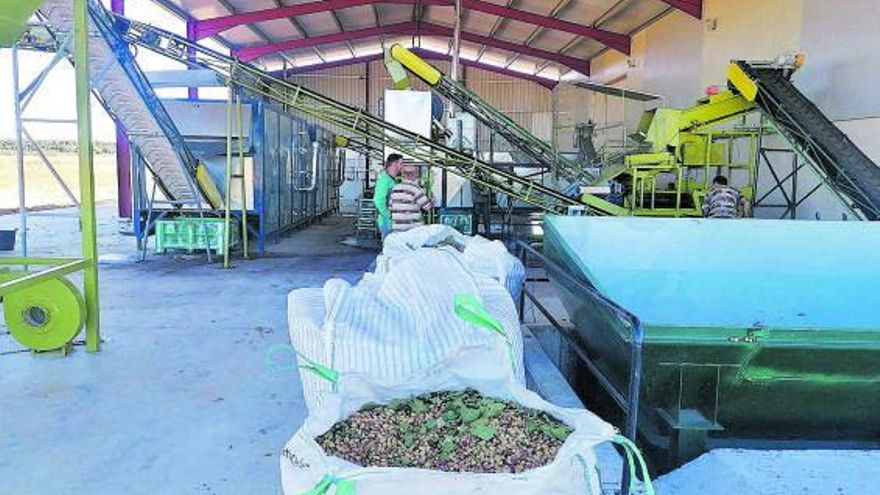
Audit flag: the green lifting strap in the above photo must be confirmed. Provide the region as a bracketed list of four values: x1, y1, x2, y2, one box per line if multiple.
[301, 475, 355, 495]
[300, 361, 339, 384]
[0, 0, 45, 47]
[454, 293, 518, 374]
[454, 293, 508, 343]
[298, 355, 340, 384]
[612, 434, 656, 495]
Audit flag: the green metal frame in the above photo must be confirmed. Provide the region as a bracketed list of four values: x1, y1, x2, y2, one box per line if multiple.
[114, 18, 603, 215]
[0, 0, 101, 352]
[585, 92, 762, 218]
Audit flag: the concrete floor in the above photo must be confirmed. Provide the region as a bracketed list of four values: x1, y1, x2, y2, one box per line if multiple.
[0, 205, 374, 495]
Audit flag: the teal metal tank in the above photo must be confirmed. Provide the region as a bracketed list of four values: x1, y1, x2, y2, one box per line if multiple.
[543, 216, 880, 466]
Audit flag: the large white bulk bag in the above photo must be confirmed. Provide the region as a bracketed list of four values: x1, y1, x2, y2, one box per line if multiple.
[280, 346, 649, 495]
[377, 225, 525, 300]
[288, 248, 525, 413]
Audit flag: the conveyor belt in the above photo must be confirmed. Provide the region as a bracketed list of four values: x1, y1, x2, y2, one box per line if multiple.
[736, 61, 880, 220]
[388, 44, 591, 183]
[38, 0, 205, 206]
[112, 16, 617, 215]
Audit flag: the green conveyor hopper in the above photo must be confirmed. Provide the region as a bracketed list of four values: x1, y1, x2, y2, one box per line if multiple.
[543, 216, 880, 466]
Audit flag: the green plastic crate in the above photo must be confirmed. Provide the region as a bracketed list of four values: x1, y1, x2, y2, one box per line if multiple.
[155, 218, 238, 254]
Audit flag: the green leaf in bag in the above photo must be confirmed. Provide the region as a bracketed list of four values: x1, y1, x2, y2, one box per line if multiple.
[549, 425, 573, 441]
[459, 406, 482, 423]
[443, 435, 458, 450]
[442, 409, 459, 422]
[409, 398, 428, 414]
[471, 420, 497, 441]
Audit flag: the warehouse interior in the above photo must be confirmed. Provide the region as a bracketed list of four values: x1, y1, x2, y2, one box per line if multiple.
[1, 0, 879, 494]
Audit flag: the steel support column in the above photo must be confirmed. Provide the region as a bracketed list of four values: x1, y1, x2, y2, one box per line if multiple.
[12, 44, 28, 257]
[451, 0, 462, 82]
[186, 18, 199, 100]
[74, 0, 101, 351]
[364, 61, 372, 188]
[111, 0, 132, 219]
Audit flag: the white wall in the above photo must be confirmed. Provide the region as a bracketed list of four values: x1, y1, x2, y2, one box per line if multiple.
[581, 0, 880, 220]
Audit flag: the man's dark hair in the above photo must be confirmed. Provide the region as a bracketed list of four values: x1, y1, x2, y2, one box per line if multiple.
[713, 175, 729, 186]
[386, 153, 403, 168]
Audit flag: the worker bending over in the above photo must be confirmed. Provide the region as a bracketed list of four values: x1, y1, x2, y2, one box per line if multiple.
[374, 154, 403, 239]
[389, 162, 433, 233]
[702, 175, 749, 219]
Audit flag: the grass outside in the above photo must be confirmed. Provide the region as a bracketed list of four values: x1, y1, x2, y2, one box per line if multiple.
[0, 153, 118, 213]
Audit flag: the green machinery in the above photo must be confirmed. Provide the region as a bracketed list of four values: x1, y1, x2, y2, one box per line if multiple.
[582, 91, 758, 217]
[583, 54, 880, 220]
[1, 0, 101, 353]
[584, 91, 759, 217]
[385, 43, 763, 218]
[111, 17, 606, 216]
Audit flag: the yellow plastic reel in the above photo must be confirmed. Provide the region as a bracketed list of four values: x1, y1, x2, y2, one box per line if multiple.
[4, 276, 86, 351]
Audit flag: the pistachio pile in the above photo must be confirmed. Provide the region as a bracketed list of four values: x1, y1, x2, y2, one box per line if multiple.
[316, 389, 572, 473]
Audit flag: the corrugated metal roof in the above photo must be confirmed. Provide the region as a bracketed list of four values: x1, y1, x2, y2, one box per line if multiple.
[154, 0, 686, 79]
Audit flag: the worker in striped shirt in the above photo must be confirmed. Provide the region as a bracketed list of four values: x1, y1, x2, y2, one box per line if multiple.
[389, 162, 433, 233]
[702, 175, 749, 218]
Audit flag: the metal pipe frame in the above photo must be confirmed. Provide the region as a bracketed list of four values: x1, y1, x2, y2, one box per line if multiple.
[0, 0, 101, 352]
[514, 240, 644, 490]
[117, 16, 585, 214]
[75, 0, 102, 351]
[12, 44, 28, 257]
[750, 73, 872, 219]
[111, 0, 132, 220]
[0, 259, 88, 298]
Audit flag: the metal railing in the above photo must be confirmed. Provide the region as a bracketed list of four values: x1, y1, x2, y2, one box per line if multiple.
[513, 241, 644, 438]
[514, 240, 645, 492]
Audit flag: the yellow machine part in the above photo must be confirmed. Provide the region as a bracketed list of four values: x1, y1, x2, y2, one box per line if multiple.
[389, 44, 442, 86]
[678, 91, 754, 130]
[727, 63, 759, 101]
[580, 194, 631, 216]
[384, 49, 412, 90]
[4, 275, 86, 351]
[197, 163, 224, 209]
[625, 152, 675, 167]
[334, 135, 349, 148]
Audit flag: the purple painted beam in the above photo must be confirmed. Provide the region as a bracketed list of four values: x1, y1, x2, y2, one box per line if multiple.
[272, 48, 558, 89]
[273, 52, 386, 76]
[236, 22, 411, 62]
[414, 49, 558, 89]
[659, 0, 702, 19]
[419, 23, 589, 75]
[194, 0, 629, 54]
[111, 0, 132, 219]
[459, 0, 629, 54]
[186, 18, 199, 100]
[235, 21, 589, 74]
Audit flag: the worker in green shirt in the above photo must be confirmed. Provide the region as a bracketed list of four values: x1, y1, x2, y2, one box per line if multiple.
[374, 153, 403, 239]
